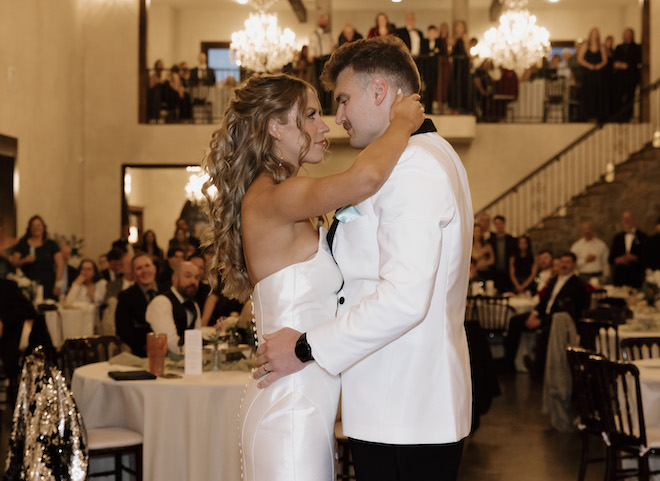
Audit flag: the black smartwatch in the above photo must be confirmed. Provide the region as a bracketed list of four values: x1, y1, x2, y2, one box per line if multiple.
[295, 333, 314, 362]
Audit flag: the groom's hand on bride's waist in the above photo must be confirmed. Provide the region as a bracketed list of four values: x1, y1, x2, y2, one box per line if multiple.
[254, 327, 307, 388]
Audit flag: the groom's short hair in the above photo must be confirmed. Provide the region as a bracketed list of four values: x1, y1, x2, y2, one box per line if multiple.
[320, 36, 421, 95]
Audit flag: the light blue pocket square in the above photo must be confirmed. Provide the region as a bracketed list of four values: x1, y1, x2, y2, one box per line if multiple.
[334, 205, 363, 223]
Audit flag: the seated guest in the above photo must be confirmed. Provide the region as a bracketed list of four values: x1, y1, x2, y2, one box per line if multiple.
[189, 254, 211, 308]
[112, 223, 135, 255]
[570, 221, 610, 284]
[104, 252, 134, 301]
[472, 224, 494, 280]
[647, 216, 660, 271]
[0, 223, 17, 279]
[101, 248, 123, 282]
[0, 278, 54, 398]
[58, 244, 78, 296]
[201, 280, 245, 327]
[66, 258, 107, 307]
[536, 250, 555, 294]
[146, 261, 201, 355]
[175, 217, 201, 248]
[609, 211, 647, 288]
[168, 227, 191, 253]
[505, 252, 588, 376]
[115, 254, 158, 357]
[98, 253, 109, 272]
[137, 229, 164, 265]
[488, 215, 517, 293]
[509, 236, 537, 295]
[157, 247, 184, 292]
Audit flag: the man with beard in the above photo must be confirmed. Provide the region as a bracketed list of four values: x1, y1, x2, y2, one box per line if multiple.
[146, 261, 201, 355]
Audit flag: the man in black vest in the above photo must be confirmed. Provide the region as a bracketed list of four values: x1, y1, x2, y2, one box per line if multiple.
[115, 254, 158, 357]
[146, 261, 201, 355]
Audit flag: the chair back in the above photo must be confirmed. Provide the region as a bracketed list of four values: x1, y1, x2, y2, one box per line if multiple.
[579, 319, 620, 360]
[621, 337, 660, 362]
[594, 357, 647, 450]
[86, 335, 123, 362]
[59, 335, 123, 384]
[469, 295, 514, 333]
[566, 347, 606, 434]
[545, 77, 566, 102]
[5, 348, 88, 480]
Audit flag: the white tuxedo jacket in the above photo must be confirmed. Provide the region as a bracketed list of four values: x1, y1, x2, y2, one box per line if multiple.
[308, 126, 473, 444]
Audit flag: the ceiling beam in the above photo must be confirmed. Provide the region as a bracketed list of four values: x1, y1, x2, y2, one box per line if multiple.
[288, 0, 307, 22]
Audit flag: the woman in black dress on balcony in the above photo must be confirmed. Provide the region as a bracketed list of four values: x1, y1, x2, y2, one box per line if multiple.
[509, 236, 537, 295]
[578, 28, 608, 122]
[448, 20, 472, 114]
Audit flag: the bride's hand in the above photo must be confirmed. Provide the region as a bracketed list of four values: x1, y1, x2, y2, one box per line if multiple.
[253, 327, 307, 388]
[389, 90, 425, 135]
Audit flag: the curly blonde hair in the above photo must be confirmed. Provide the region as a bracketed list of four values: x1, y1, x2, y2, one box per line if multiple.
[202, 73, 315, 302]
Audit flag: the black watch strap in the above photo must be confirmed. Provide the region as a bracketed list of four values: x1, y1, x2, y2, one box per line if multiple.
[295, 333, 314, 362]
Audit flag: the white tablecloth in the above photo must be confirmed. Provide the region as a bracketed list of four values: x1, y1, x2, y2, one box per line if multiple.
[44, 305, 96, 348]
[72, 362, 249, 481]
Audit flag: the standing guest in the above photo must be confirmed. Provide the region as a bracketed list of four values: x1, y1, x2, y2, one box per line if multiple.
[338, 24, 363, 47]
[577, 28, 608, 122]
[308, 13, 334, 114]
[367, 12, 395, 38]
[536, 250, 555, 294]
[293, 46, 311, 83]
[137, 229, 164, 264]
[609, 211, 647, 288]
[10, 215, 64, 300]
[613, 28, 642, 122]
[423, 25, 442, 113]
[478, 212, 494, 242]
[436, 22, 451, 110]
[510, 236, 538, 295]
[58, 244, 78, 295]
[396, 12, 425, 57]
[190, 52, 216, 87]
[105, 252, 134, 301]
[0, 223, 17, 279]
[157, 247, 184, 292]
[168, 227, 190, 253]
[112, 223, 135, 255]
[646, 217, 660, 271]
[175, 217, 201, 248]
[472, 224, 494, 280]
[101, 248, 123, 282]
[66, 259, 107, 307]
[146, 261, 201, 355]
[448, 19, 472, 114]
[570, 221, 610, 283]
[488, 215, 517, 292]
[115, 254, 158, 357]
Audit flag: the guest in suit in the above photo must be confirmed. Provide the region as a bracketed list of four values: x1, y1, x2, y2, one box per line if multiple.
[647, 217, 660, 271]
[146, 261, 201, 355]
[609, 211, 647, 288]
[190, 52, 216, 87]
[367, 12, 395, 38]
[111, 224, 135, 255]
[58, 244, 78, 296]
[255, 36, 471, 479]
[115, 254, 158, 357]
[612, 28, 641, 122]
[0, 279, 54, 386]
[396, 12, 426, 57]
[104, 252, 135, 301]
[488, 215, 517, 292]
[157, 247, 184, 292]
[505, 252, 588, 376]
[101, 248, 123, 282]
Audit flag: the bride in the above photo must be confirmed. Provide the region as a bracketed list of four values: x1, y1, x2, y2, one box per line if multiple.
[202, 73, 423, 480]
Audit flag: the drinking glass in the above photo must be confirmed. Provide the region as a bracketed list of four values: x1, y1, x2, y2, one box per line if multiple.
[146, 333, 167, 376]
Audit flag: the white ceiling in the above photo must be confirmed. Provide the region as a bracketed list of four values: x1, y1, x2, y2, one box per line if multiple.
[149, 0, 641, 14]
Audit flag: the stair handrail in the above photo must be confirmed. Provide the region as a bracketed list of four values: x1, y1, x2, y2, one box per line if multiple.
[476, 78, 660, 225]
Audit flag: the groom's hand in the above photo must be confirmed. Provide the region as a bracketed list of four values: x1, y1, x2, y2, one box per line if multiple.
[254, 327, 306, 388]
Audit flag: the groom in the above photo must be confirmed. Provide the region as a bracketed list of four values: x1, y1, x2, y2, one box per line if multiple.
[255, 36, 473, 481]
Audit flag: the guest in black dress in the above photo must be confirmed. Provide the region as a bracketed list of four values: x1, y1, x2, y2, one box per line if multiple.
[448, 20, 472, 114]
[10, 215, 64, 299]
[509, 236, 538, 295]
[577, 28, 608, 122]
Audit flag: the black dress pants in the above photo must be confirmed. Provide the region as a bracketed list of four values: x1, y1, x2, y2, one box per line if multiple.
[349, 437, 464, 481]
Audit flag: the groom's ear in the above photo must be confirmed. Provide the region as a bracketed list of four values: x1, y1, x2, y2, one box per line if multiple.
[370, 77, 389, 107]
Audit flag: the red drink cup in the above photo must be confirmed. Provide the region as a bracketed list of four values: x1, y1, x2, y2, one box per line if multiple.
[146, 333, 167, 376]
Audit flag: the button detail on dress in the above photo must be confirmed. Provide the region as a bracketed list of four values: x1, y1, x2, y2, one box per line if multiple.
[339, 297, 345, 305]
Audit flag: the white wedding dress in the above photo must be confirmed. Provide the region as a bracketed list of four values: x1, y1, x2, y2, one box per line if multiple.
[239, 229, 342, 481]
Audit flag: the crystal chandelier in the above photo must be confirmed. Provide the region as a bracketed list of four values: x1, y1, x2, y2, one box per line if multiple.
[185, 167, 217, 204]
[230, 0, 296, 73]
[479, 0, 550, 75]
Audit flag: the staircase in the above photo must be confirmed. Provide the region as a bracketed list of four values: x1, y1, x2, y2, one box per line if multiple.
[476, 78, 660, 241]
[526, 144, 660, 254]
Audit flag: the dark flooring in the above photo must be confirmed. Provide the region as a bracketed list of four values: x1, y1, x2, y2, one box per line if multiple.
[0, 372, 607, 480]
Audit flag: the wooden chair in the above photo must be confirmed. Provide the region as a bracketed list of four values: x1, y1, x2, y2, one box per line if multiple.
[86, 335, 123, 362]
[579, 319, 620, 360]
[621, 337, 660, 362]
[59, 335, 124, 384]
[594, 357, 660, 481]
[543, 76, 567, 122]
[470, 296, 515, 360]
[566, 347, 609, 481]
[87, 428, 143, 481]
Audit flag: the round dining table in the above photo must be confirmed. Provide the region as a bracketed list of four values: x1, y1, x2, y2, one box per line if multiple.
[72, 362, 250, 480]
[43, 303, 97, 348]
